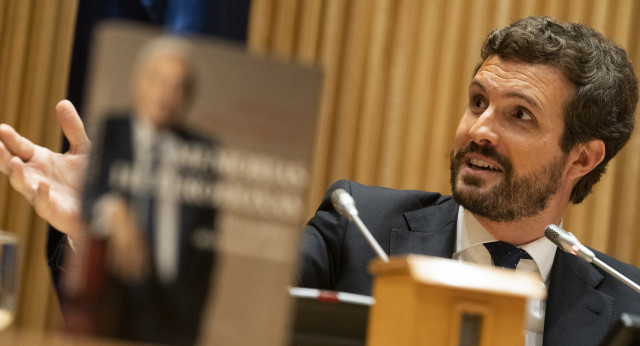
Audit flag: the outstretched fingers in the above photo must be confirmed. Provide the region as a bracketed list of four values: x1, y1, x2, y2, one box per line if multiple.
[33, 180, 51, 218]
[0, 141, 12, 174]
[0, 124, 36, 162]
[56, 100, 90, 154]
[7, 156, 36, 202]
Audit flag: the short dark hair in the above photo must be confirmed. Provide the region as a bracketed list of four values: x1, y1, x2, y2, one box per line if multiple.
[478, 16, 638, 204]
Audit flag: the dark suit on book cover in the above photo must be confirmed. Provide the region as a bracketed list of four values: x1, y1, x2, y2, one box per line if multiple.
[80, 114, 217, 345]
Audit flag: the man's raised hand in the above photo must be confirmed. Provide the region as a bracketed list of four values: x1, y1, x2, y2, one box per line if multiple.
[0, 100, 91, 242]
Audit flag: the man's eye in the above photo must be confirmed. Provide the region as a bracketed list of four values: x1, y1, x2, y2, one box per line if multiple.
[472, 96, 486, 109]
[514, 109, 533, 121]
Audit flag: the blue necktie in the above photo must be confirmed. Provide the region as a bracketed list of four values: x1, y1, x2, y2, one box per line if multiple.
[483, 241, 532, 269]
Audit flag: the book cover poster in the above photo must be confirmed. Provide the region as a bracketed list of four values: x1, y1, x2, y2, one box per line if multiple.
[63, 21, 322, 345]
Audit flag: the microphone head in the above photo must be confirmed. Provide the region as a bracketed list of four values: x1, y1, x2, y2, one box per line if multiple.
[331, 188, 358, 220]
[545, 224, 595, 262]
[544, 224, 569, 247]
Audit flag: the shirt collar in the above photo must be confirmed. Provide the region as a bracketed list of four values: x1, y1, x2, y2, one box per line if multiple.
[454, 206, 557, 282]
[133, 115, 157, 147]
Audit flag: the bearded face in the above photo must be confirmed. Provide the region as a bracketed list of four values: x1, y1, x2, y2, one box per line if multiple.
[450, 141, 567, 222]
[451, 56, 576, 222]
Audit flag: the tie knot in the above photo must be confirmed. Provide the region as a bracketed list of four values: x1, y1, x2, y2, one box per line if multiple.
[483, 241, 532, 269]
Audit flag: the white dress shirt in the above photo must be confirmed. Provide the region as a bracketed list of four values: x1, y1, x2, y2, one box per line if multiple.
[133, 117, 181, 284]
[452, 206, 557, 346]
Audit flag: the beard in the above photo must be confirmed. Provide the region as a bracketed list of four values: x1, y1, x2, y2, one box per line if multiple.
[450, 142, 567, 222]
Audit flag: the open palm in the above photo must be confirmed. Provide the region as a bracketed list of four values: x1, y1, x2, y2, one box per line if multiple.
[0, 100, 90, 241]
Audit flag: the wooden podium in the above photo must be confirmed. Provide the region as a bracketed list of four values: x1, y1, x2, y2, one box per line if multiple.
[367, 255, 546, 346]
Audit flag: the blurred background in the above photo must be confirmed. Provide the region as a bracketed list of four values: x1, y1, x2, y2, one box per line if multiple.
[1, 0, 639, 333]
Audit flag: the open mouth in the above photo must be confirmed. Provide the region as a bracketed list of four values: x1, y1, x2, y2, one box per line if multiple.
[469, 158, 501, 171]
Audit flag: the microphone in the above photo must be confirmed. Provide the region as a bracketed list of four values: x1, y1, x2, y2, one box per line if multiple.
[544, 224, 595, 262]
[545, 224, 640, 294]
[331, 188, 359, 221]
[331, 188, 389, 263]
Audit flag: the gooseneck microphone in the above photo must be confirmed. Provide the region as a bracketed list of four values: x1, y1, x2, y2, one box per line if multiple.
[331, 188, 389, 263]
[544, 224, 596, 262]
[545, 224, 640, 294]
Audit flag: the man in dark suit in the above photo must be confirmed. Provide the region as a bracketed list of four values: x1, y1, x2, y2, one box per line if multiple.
[76, 36, 217, 345]
[299, 17, 640, 345]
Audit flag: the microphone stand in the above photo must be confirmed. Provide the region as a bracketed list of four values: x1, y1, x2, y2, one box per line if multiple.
[331, 188, 389, 263]
[546, 224, 640, 294]
[593, 258, 640, 294]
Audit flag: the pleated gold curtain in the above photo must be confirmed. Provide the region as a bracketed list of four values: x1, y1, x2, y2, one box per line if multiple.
[248, 0, 640, 267]
[0, 0, 78, 331]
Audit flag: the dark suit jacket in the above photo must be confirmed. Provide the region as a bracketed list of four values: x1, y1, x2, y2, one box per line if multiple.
[79, 115, 218, 345]
[299, 180, 640, 346]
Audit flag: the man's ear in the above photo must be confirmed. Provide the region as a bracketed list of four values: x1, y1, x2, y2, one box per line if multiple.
[567, 139, 605, 180]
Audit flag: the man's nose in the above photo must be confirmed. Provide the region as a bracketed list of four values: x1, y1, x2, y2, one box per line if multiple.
[468, 109, 500, 146]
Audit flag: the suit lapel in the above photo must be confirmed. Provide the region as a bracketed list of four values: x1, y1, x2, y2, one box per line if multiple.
[543, 250, 614, 346]
[389, 198, 458, 258]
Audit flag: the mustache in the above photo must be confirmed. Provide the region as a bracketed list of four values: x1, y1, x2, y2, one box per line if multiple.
[452, 142, 512, 172]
